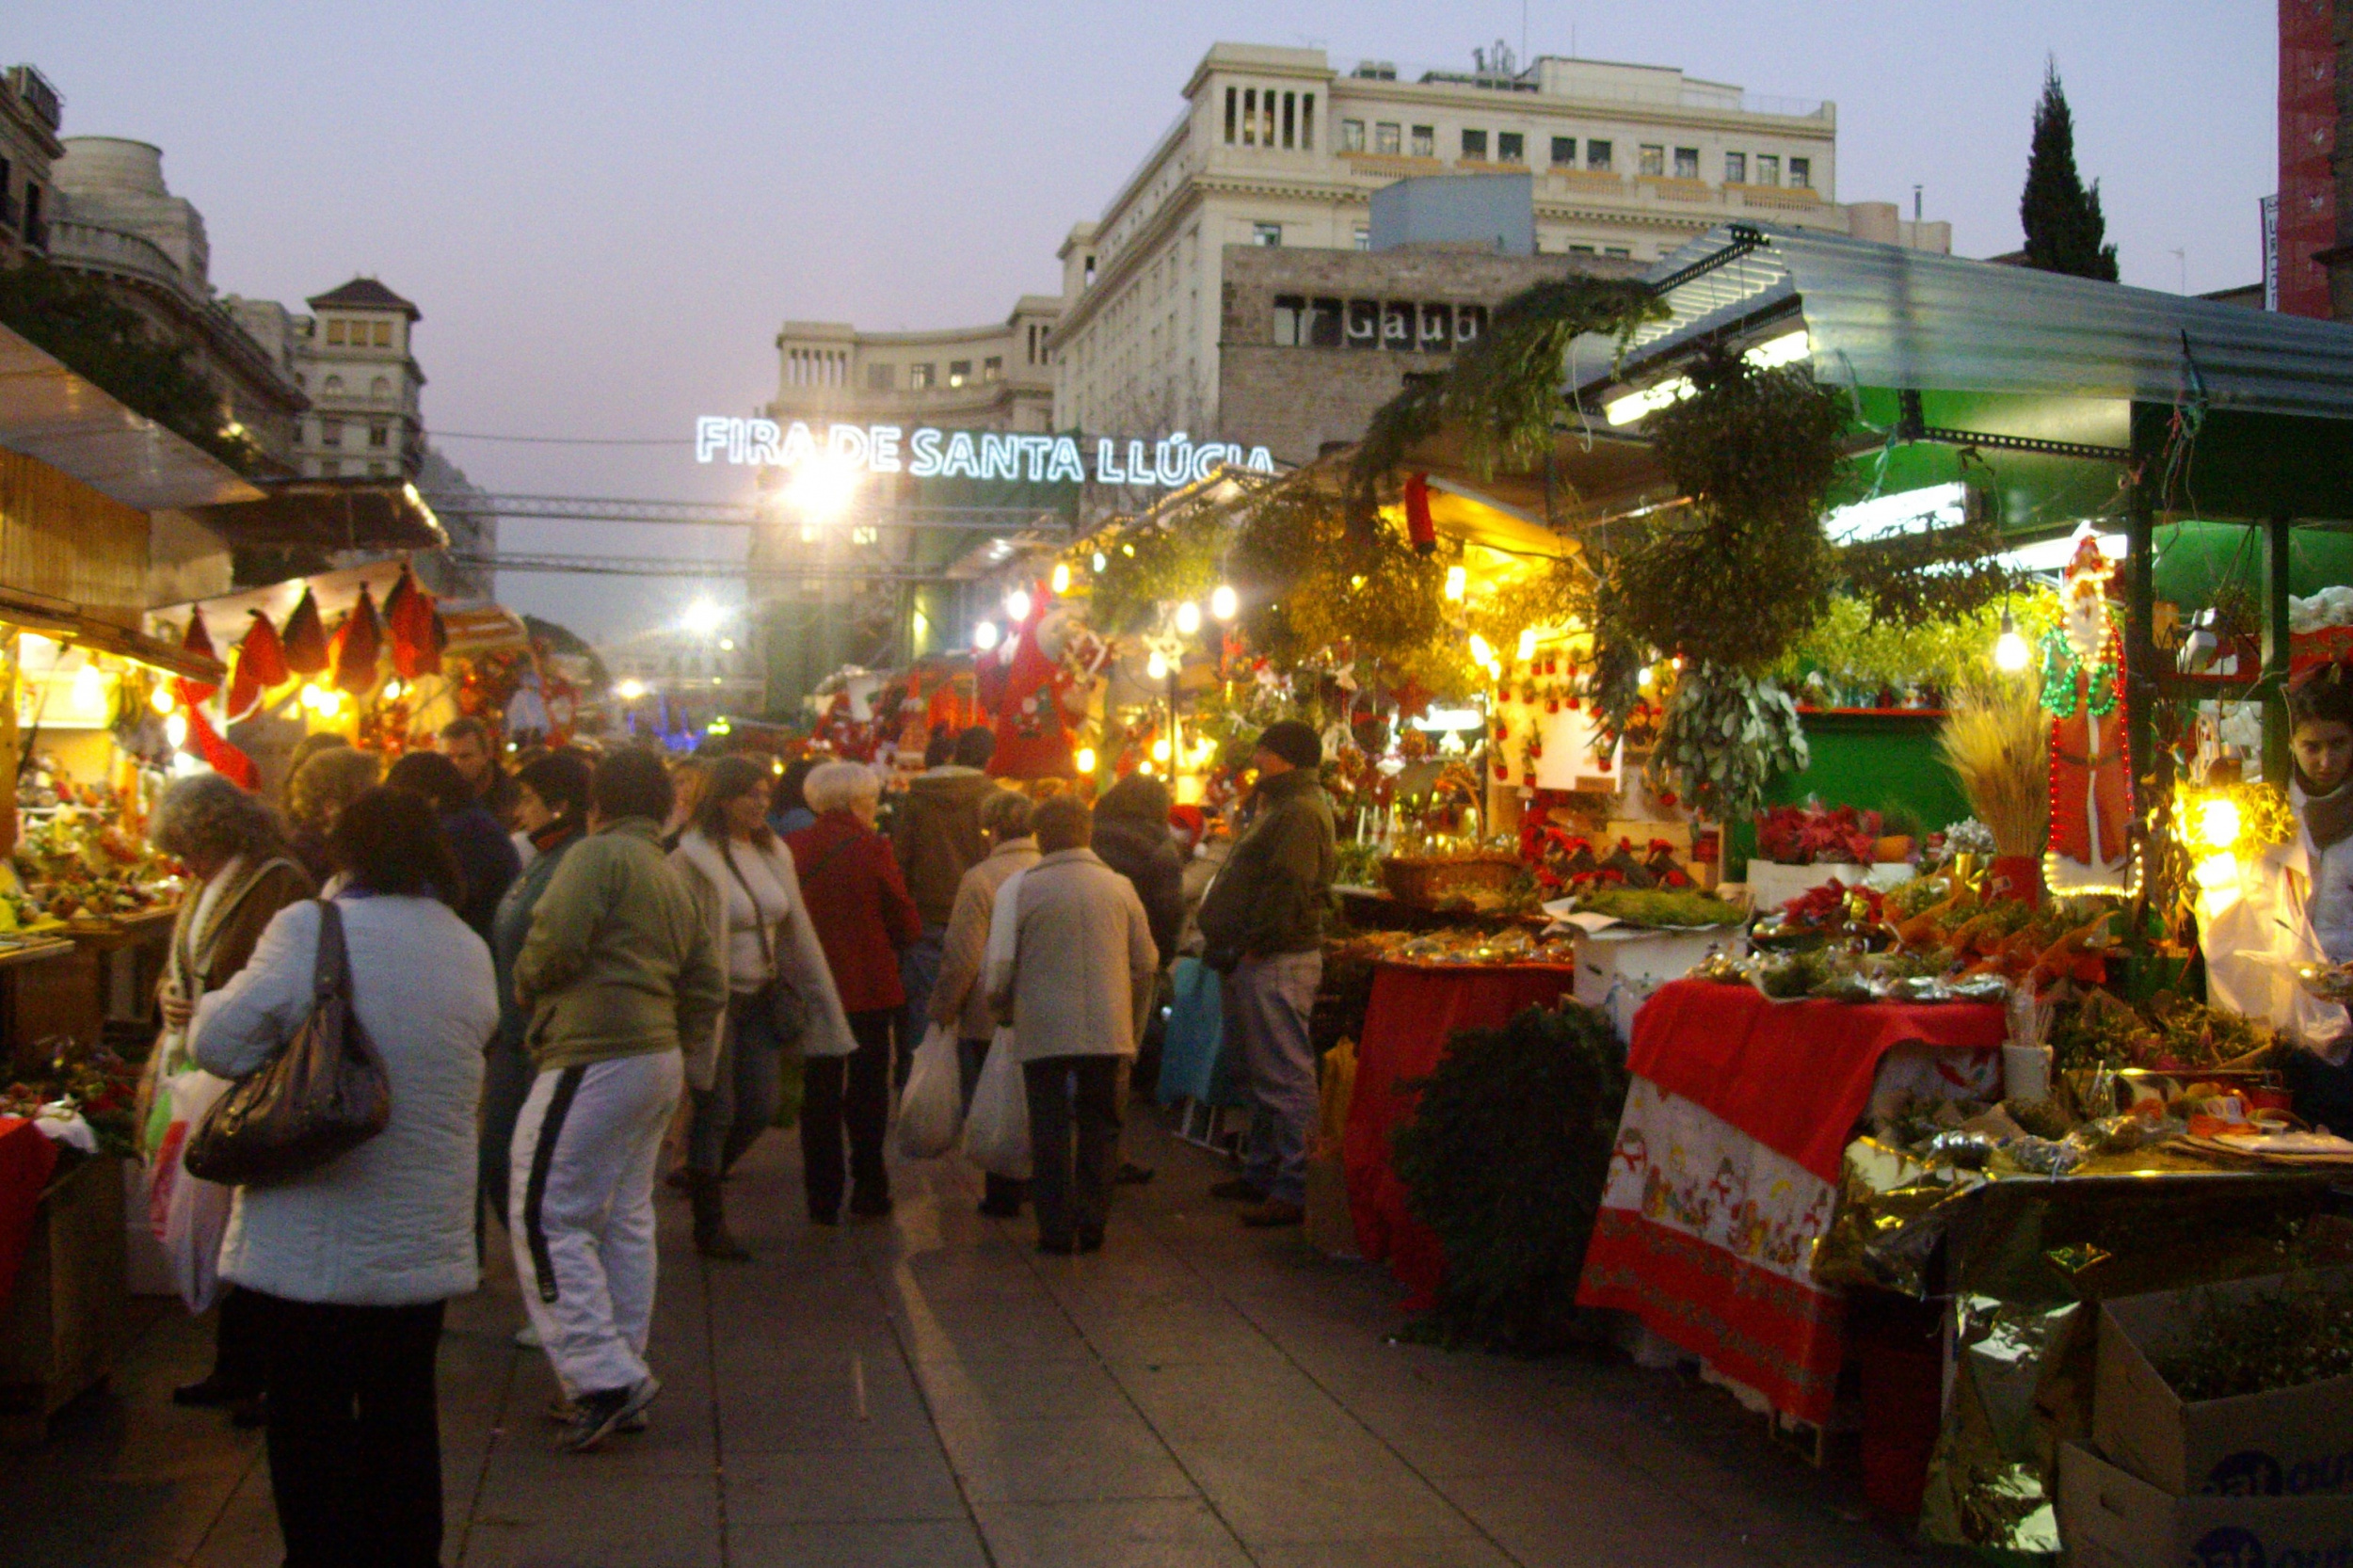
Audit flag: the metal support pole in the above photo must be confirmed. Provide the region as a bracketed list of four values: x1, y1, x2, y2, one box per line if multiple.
[2124, 410, 2163, 844]
[2263, 514, 2295, 786]
[1167, 668, 1182, 798]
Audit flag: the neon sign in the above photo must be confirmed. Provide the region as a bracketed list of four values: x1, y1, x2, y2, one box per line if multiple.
[694, 418, 1274, 488]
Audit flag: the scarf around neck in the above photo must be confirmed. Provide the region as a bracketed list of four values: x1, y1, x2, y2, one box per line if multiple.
[2300, 772, 2353, 853]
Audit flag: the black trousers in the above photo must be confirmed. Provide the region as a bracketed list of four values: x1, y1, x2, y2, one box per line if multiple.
[1022, 1055, 1128, 1246]
[252, 1292, 446, 1568]
[211, 1284, 265, 1389]
[802, 1008, 892, 1218]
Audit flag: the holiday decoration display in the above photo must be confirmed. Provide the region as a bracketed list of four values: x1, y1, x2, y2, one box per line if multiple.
[2041, 531, 2134, 894]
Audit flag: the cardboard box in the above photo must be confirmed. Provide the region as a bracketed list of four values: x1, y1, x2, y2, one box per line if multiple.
[2095, 1269, 2353, 1498]
[2058, 1441, 2353, 1568]
[1573, 927, 1738, 1010]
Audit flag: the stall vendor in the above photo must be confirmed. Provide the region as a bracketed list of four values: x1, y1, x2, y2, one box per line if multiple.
[2201, 663, 2353, 1128]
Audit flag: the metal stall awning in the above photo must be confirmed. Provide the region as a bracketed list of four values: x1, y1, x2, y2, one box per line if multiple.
[0, 324, 263, 513]
[189, 479, 449, 554]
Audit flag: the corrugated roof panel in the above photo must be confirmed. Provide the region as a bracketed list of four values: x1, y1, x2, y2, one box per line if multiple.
[0, 324, 262, 511]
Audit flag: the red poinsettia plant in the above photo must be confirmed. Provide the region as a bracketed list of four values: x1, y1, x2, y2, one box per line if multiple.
[1755, 801, 1882, 866]
[1774, 878, 1887, 933]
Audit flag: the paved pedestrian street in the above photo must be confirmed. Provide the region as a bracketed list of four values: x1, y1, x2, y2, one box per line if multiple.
[8, 1118, 1968, 1568]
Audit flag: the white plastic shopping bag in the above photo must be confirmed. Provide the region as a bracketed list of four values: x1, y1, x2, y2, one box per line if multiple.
[897, 1022, 964, 1159]
[962, 1030, 1032, 1180]
[153, 1067, 235, 1314]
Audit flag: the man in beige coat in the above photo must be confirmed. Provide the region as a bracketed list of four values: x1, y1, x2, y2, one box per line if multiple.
[987, 795, 1158, 1254]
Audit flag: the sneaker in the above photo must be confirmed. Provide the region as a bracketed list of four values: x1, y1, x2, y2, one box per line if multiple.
[1239, 1198, 1305, 1228]
[553, 1376, 661, 1454]
[513, 1322, 541, 1350]
[1209, 1177, 1266, 1203]
[546, 1396, 648, 1433]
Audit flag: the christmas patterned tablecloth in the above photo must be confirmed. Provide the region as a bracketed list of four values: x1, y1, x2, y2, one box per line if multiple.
[1575, 981, 2004, 1424]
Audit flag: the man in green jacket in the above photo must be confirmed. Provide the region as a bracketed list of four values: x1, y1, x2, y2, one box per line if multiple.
[508, 749, 726, 1454]
[1195, 720, 1337, 1228]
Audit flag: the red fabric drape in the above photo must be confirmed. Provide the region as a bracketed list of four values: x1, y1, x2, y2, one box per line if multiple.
[0, 1118, 57, 1325]
[332, 586, 383, 696]
[281, 589, 330, 676]
[1402, 472, 1437, 554]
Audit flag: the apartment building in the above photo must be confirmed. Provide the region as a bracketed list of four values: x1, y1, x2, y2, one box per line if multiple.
[769, 296, 1062, 431]
[282, 277, 426, 482]
[0, 64, 61, 264]
[1053, 41, 1951, 440]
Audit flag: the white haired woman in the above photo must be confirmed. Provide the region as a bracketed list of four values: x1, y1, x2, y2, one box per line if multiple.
[784, 760, 920, 1224]
[147, 774, 315, 1424]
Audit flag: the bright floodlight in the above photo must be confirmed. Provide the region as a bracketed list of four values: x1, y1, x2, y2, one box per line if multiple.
[783, 453, 860, 523]
[974, 620, 1000, 651]
[683, 599, 725, 636]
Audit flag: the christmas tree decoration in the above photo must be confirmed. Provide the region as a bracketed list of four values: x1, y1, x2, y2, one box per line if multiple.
[2042, 531, 2135, 894]
[282, 587, 330, 676]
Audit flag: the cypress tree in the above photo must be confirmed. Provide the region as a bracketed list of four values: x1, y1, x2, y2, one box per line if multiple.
[2020, 60, 2119, 280]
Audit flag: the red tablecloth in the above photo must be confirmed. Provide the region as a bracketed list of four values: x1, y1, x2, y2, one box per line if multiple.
[1577, 981, 2005, 1422]
[1342, 961, 1579, 1305]
[0, 1117, 60, 1322]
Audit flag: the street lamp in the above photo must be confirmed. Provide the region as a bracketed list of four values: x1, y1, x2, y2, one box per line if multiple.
[616, 679, 647, 701]
[682, 599, 725, 637]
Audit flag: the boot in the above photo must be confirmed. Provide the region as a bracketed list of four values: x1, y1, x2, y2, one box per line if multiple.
[687, 1171, 751, 1261]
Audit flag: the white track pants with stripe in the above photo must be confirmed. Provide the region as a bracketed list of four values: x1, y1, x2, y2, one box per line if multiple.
[509, 1051, 682, 1399]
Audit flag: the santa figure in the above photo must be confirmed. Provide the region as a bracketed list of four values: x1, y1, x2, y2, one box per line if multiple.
[2042, 529, 2134, 892]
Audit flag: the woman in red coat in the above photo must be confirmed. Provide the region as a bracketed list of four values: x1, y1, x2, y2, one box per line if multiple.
[788, 761, 921, 1222]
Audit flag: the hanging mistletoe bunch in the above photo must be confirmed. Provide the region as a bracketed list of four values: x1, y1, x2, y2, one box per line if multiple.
[1649, 664, 1811, 821]
[1082, 494, 1233, 633]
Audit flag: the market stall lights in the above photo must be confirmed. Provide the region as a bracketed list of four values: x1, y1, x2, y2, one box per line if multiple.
[149, 683, 175, 715]
[1050, 563, 1071, 596]
[1467, 633, 1494, 667]
[383, 679, 405, 701]
[1006, 589, 1033, 622]
[1074, 746, 1096, 774]
[1516, 629, 1538, 663]
[719, 638, 735, 652]
[1410, 708, 1486, 732]
[682, 599, 725, 636]
[1092, 552, 1108, 573]
[2195, 852, 2240, 891]
[973, 620, 1001, 651]
[72, 663, 101, 709]
[1604, 329, 1813, 426]
[1175, 600, 1201, 635]
[1993, 609, 2031, 673]
[1146, 650, 1169, 680]
[164, 711, 187, 749]
[2198, 796, 2244, 852]
[1151, 739, 1172, 762]
[1210, 584, 1239, 622]
[1636, 664, 1654, 686]
[616, 679, 647, 700]
[1444, 566, 1467, 601]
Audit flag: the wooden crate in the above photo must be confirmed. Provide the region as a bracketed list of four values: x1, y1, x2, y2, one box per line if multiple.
[0, 1154, 128, 1443]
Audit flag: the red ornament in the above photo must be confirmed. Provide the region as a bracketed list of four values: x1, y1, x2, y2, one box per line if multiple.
[333, 585, 384, 696]
[383, 567, 440, 680]
[282, 589, 330, 676]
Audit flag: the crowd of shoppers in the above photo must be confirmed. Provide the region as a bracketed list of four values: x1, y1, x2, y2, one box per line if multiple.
[143, 702, 1340, 1560]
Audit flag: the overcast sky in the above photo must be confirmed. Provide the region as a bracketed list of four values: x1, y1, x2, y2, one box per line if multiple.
[24, 2, 2278, 645]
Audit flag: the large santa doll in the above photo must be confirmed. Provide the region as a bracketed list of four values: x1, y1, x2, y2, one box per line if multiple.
[2041, 530, 2135, 893]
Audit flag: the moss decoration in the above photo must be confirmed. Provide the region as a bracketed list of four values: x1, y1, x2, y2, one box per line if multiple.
[1391, 1001, 1631, 1354]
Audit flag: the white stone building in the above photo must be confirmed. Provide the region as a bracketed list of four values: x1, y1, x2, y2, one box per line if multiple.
[1052, 42, 1952, 438]
[280, 277, 426, 482]
[770, 296, 1062, 432]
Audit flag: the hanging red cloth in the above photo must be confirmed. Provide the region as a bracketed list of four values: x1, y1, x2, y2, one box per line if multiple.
[175, 608, 219, 706]
[281, 588, 330, 677]
[383, 567, 440, 679]
[1403, 472, 1438, 555]
[223, 609, 288, 721]
[332, 586, 383, 696]
[179, 702, 259, 791]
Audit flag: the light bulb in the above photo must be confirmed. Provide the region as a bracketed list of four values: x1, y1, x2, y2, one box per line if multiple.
[1176, 601, 1201, 635]
[165, 711, 187, 749]
[1146, 650, 1169, 680]
[151, 682, 175, 715]
[973, 620, 1000, 651]
[1467, 633, 1494, 668]
[72, 664, 102, 710]
[1092, 552, 1108, 573]
[682, 598, 724, 636]
[1005, 589, 1032, 623]
[616, 679, 647, 700]
[1993, 608, 2030, 673]
[1074, 746, 1096, 775]
[1210, 584, 1239, 622]
[383, 679, 405, 701]
[1051, 562, 1072, 596]
[1636, 664, 1654, 687]
[1151, 739, 1172, 762]
[2199, 796, 2243, 851]
[1444, 566, 1467, 601]
[1516, 629, 1538, 663]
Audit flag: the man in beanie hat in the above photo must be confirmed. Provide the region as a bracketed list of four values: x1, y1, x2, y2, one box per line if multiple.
[1193, 720, 1337, 1227]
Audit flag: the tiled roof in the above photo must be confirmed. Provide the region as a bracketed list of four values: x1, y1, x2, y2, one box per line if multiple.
[306, 277, 421, 319]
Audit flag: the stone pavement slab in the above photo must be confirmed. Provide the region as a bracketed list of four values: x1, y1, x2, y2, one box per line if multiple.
[2, 1106, 1971, 1567]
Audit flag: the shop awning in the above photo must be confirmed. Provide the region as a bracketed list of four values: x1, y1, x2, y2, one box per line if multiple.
[0, 583, 225, 683]
[0, 324, 263, 512]
[188, 479, 448, 553]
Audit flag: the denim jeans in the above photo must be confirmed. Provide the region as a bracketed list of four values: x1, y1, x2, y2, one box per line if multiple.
[1225, 950, 1321, 1206]
[898, 926, 948, 1091]
[686, 996, 786, 1176]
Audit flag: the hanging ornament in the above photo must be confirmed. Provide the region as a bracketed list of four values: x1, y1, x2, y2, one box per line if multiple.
[174, 608, 219, 708]
[1402, 472, 1437, 554]
[282, 588, 330, 676]
[384, 566, 441, 680]
[223, 609, 288, 722]
[333, 585, 384, 696]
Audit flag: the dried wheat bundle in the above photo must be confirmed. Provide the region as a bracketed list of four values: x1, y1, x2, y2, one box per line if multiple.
[1938, 680, 2049, 857]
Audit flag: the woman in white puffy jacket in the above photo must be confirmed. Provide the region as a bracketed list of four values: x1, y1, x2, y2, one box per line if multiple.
[193, 786, 499, 1568]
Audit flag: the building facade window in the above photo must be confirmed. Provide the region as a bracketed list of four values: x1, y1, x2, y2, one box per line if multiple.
[373, 320, 392, 346]
[1410, 124, 1434, 157]
[1353, 225, 1370, 251]
[1755, 154, 1780, 186]
[1789, 156, 1812, 188]
[371, 375, 392, 400]
[910, 363, 934, 389]
[1497, 131, 1525, 163]
[1374, 121, 1401, 155]
[1724, 152, 1747, 184]
[1273, 295, 1305, 346]
[326, 320, 346, 345]
[1340, 118, 1366, 152]
[948, 360, 970, 388]
[1588, 139, 1613, 171]
[1550, 136, 1576, 166]
[1673, 147, 1700, 179]
[1638, 145, 1664, 176]
[1461, 128, 1487, 160]
[322, 419, 343, 447]
[1605, 247, 1632, 259]
[983, 356, 1001, 382]
[1252, 221, 1282, 247]
[368, 422, 389, 448]
[1225, 87, 1237, 143]
[319, 458, 340, 477]
[867, 362, 894, 391]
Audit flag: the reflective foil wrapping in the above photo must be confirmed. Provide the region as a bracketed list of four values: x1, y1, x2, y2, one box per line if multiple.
[1915, 1296, 2085, 1556]
[1814, 1138, 1985, 1298]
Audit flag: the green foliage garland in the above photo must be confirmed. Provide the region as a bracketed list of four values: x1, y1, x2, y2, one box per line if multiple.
[1082, 494, 1234, 634]
[1392, 1001, 1631, 1354]
[1649, 664, 1810, 820]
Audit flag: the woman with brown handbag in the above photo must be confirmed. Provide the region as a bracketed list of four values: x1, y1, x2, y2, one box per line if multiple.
[191, 788, 498, 1568]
